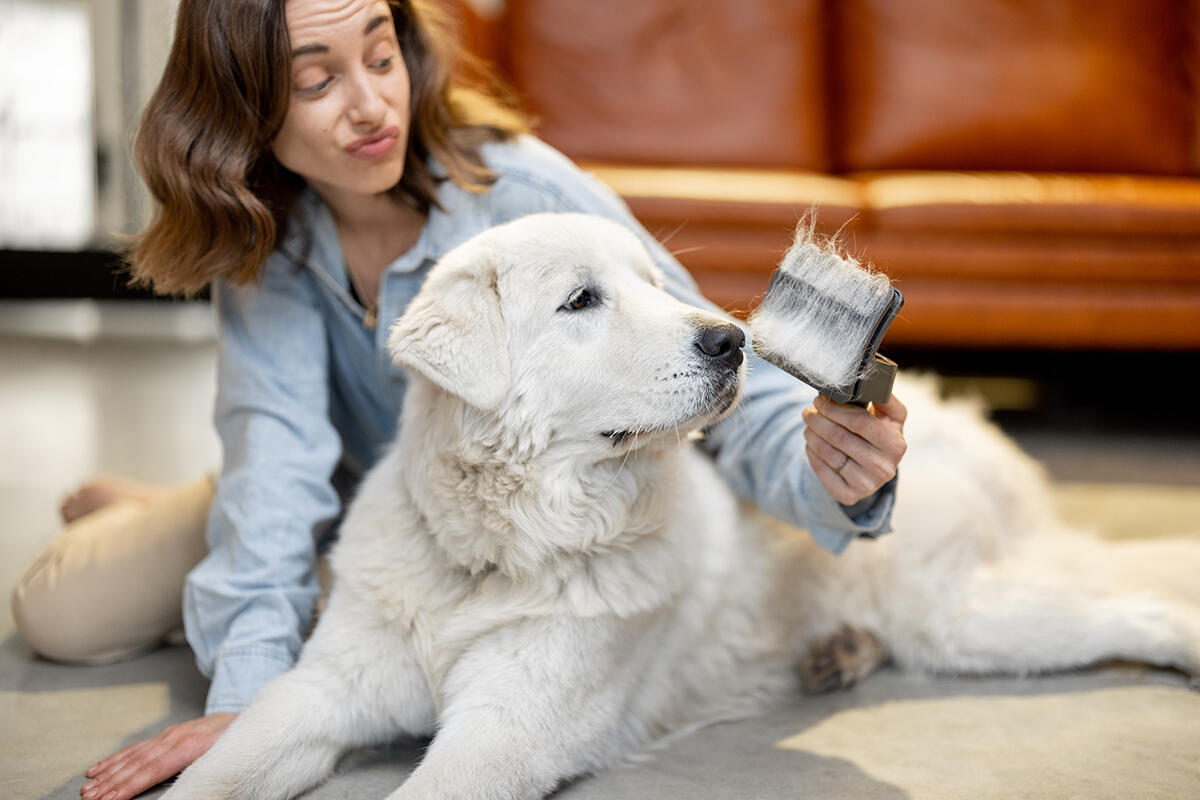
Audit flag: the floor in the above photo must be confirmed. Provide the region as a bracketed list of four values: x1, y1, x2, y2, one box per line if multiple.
[2, 304, 1199, 799]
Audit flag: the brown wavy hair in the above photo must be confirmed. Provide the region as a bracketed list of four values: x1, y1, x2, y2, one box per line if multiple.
[128, 0, 528, 296]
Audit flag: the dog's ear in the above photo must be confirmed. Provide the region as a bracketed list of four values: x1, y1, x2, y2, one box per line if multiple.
[387, 261, 510, 411]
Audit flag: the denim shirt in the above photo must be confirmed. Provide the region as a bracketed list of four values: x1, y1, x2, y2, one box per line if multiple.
[185, 134, 896, 715]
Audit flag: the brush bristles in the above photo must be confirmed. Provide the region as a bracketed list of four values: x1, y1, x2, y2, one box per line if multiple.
[749, 227, 895, 392]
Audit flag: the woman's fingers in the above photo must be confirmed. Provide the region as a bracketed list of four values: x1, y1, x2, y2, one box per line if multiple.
[805, 444, 857, 504]
[84, 735, 187, 800]
[96, 744, 187, 800]
[871, 394, 908, 426]
[85, 732, 156, 778]
[83, 738, 156, 789]
[802, 415, 875, 504]
[803, 405, 890, 475]
[82, 736, 174, 800]
[805, 428, 885, 503]
[812, 395, 907, 462]
[803, 393, 908, 505]
[81, 713, 236, 800]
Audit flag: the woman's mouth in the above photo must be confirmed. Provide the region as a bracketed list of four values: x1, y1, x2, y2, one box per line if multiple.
[347, 126, 400, 160]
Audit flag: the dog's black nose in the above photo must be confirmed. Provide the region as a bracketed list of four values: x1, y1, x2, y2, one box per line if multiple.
[695, 324, 745, 368]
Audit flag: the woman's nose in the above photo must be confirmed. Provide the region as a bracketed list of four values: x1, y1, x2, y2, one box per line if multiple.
[347, 72, 388, 124]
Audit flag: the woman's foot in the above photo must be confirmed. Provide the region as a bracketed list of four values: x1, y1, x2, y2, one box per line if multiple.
[60, 476, 169, 524]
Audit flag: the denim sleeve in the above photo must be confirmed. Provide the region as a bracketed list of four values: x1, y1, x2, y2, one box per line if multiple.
[184, 257, 343, 714]
[495, 143, 895, 552]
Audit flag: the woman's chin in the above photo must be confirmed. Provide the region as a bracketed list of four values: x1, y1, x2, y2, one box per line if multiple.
[348, 163, 407, 196]
[308, 165, 407, 201]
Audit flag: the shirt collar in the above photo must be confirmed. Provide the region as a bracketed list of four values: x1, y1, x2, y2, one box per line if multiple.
[279, 169, 467, 282]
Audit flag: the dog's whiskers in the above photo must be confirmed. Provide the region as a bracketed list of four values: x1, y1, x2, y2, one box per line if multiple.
[656, 220, 689, 248]
[600, 438, 636, 496]
[732, 402, 751, 433]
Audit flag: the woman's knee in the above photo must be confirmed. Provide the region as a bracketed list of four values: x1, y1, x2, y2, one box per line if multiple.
[10, 486, 206, 664]
[10, 553, 154, 664]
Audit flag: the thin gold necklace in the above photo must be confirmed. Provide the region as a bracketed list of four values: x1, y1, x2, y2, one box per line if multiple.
[345, 258, 378, 329]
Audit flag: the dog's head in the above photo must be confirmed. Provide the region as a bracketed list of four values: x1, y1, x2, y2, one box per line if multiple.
[388, 213, 745, 454]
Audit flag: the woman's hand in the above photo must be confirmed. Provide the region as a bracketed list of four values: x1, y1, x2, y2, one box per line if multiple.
[81, 712, 236, 800]
[802, 393, 908, 506]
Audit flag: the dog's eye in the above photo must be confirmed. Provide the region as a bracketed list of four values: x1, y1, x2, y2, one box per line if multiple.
[560, 287, 598, 312]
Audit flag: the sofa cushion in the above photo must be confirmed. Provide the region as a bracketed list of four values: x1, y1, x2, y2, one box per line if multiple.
[860, 172, 1200, 237]
[583, 164, 863, 227]
[880, 280, 1200, 348]
[503, 0, 829, 169]
[834, 0, 1194, 175]
[859, 230, 1200, 287]
[580, 164, 862, 314]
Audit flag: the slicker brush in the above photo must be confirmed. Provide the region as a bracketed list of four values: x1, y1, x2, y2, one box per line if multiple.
[748, 221, 904, 406]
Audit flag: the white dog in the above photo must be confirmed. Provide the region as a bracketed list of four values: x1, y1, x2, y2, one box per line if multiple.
[166, 213, 1200, 799]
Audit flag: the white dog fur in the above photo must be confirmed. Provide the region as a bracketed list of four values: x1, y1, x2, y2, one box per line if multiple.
[165, 213, 1200, 800]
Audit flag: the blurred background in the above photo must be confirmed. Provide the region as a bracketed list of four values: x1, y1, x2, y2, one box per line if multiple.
[1, 0, 218, 641]
[2, 3, 1200, 796]
[3, 0, 1200, 632]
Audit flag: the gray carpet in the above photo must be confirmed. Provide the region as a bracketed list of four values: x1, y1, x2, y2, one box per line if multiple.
[4, 475, 1200, 800]
[3, 629, 1198, 800]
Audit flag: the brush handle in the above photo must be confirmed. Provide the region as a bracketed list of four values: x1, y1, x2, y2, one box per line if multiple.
[849, 354, 898, 408]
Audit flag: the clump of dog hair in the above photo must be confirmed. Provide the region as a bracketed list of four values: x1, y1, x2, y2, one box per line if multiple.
[748, 213, 896, 393]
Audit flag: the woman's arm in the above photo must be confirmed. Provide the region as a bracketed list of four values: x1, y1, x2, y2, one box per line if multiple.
[82, 255, 345, 800]
[186, 257, 345, 714]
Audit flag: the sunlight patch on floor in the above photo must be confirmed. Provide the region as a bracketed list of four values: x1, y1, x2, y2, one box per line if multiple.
[776, 685, 1200, 800]
[1054, 482, 1200, 540]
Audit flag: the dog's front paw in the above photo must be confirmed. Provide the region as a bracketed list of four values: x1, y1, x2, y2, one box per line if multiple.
[797, 625, 888, 694]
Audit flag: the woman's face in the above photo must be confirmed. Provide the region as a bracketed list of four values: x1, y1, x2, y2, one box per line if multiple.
[272, 0, 411, 197]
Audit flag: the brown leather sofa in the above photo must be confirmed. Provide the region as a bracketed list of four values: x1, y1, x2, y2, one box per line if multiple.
[450, 0, 1200, 349]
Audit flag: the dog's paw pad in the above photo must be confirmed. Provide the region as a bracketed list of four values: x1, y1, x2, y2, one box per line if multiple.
[797, 625, 888, 694]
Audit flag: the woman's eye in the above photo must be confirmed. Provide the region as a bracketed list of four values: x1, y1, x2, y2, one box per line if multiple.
[560, 288, 597, 312]
[371, 56, 393, 69]
[298, 75, 333, 94]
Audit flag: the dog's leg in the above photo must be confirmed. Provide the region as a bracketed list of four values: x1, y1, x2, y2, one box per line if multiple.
[165, 591, 436, 800]
[387, 616, 641, 800]
[888, 566, 1200, 682]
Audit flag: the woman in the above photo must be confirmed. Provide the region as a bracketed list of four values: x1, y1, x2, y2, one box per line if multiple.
[12, 1, 907, 798]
